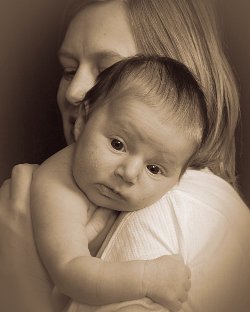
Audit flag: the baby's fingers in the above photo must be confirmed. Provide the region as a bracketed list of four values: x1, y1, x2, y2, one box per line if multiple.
[167, 284, 189, 311]
[167, 300, 182, 312]
[179, 289, 188, 303]
[185, 276, 191, 291]
[178, 268, 191, 303]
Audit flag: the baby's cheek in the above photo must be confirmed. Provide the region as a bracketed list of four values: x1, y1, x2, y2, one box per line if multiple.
[128, 194, 152, 211]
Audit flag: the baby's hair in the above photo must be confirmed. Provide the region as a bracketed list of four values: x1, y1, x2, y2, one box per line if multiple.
[61, 0, 239, 186]
[83, 55, 209, 171]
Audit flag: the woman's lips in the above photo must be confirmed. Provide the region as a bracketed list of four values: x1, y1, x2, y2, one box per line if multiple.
[69, 116, 76, 126]
[68, 116, 77, 142]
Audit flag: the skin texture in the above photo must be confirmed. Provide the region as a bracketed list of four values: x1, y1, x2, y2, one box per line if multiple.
[1, 1, 244, 311]
[0, 165, 55, 312]
[57, 0, 137, 144]
[0, 3, 139, 310]
[31, 89, 193, 309]
[73, 95, 195, 211]
[56, 0, 139, 261]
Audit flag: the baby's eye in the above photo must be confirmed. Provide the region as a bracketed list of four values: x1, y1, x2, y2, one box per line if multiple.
[110, 139, 125, 151]
[147, 164, 162, 175]
[62, 68, 76, 81]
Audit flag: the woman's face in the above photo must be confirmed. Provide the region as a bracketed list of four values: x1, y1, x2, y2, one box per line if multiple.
[57, 0, 137, 143]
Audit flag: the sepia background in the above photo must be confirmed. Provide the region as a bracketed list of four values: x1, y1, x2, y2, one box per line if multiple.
[0, 0, 249, 205]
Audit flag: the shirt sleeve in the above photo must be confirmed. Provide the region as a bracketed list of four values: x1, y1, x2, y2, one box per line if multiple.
[65, 170, 250, 312]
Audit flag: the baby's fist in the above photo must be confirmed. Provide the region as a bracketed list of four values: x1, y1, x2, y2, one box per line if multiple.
[144, 255, 191, 312]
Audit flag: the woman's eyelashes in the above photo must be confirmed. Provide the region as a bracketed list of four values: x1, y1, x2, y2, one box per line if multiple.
[62, 67, 77, 81]
[96, 55, 122, 74]
[97, 65, 108, 74]
[60, 56, 116, 82]
[61, 65, 105, 83]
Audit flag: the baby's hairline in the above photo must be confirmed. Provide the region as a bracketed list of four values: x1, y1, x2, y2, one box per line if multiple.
[81, 55, 208, 167]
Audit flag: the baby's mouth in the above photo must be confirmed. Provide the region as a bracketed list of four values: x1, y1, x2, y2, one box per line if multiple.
[97, 184, 125, 201]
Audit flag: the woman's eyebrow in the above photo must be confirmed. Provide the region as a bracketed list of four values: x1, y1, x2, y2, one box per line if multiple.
[58, 49, 124, 63]
[93, 50, 124, 61]
[58, 49, 77, 61]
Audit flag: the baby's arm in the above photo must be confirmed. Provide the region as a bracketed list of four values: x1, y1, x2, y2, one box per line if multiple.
[31, 145, 190, 310]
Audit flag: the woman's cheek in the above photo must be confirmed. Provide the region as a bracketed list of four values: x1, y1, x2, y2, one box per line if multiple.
[57, 79, 67, 112]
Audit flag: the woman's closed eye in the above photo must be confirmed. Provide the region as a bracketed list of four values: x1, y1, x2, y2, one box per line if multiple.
[62, 67, 77, 81]
[97, 65, 108, 75]
[96, 53, 124, 74]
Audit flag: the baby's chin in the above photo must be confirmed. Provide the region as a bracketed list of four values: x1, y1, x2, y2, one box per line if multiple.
[88, 195, 139, 212]
[113, 202, 147, 213]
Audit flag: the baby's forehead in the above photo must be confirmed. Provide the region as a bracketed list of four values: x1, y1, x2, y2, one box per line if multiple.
[105, 93, 177, 137]
[106, 90, 154, 115]
[103, 95, 195, 167]
[105, 88, 172, 121]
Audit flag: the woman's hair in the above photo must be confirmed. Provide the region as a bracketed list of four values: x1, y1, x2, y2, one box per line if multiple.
[60, 0, 239, 187]
[83, 55, 209, 173]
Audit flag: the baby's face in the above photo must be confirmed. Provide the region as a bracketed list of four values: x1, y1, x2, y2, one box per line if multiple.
[72, 95, 195, 211]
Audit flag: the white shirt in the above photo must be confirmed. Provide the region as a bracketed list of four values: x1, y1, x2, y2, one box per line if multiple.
[66, 169, 250, 312]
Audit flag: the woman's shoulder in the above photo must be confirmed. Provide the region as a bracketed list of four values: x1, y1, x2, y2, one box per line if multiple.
[167, 168, 249, 228]
[98, 168, 249, 261]
[163, 169, 250, 251]
[173, 168, 234, 194]
[171, 168, 248, 210]
[97, 169, 249, 274]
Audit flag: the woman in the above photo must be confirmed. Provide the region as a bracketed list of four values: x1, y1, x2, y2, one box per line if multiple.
[0, 0, 249, 311]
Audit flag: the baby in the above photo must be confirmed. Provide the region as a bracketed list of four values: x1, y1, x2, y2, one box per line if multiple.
[31, 56, 208, 311]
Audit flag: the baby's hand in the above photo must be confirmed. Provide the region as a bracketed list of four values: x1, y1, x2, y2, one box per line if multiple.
[144, 255, 191, 312]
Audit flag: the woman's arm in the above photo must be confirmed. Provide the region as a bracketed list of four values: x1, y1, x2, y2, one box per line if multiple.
[0, 164, 55, 312]
[31, 146, 190, 310]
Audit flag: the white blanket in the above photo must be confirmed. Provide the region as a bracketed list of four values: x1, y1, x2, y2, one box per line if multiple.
[66, 169, 250, 312]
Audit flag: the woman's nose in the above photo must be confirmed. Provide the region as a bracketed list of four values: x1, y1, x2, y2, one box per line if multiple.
[65, 66, 95, 106]
[115, 158, 143, 185]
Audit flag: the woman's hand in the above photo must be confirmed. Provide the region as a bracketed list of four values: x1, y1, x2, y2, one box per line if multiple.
[0, 164, 54, 312]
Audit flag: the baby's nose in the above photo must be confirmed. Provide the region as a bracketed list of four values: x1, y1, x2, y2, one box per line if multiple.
[115, 158, 143, 184]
